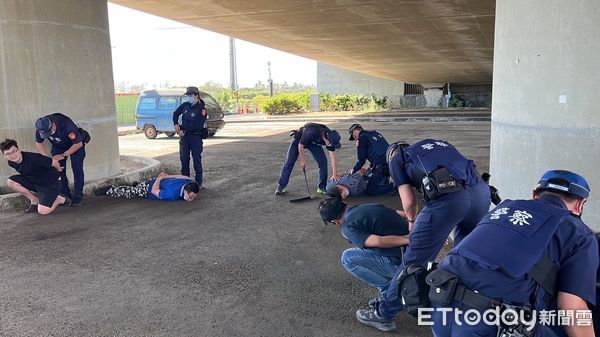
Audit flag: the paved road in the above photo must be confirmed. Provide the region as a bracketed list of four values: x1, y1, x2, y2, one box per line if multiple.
[0, 120, 491, 337]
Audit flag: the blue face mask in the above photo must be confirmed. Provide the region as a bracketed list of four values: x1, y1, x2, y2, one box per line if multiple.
[185, 96, 196, 104]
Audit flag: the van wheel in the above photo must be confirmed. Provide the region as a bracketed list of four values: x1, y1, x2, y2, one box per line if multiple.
[164, 132, 176, 138]
[144, 125, 158, 139]
[208, 131, 216, 138]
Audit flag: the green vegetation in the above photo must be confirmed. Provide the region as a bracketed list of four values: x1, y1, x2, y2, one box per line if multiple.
[115, 95, 138, 125]
[262, 92, 388, 115]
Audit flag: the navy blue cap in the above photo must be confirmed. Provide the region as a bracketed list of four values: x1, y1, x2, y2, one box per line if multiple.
[348, 124, 362, 141]
[184, 86, 200, 95]
[35, 117, 53, 139]
[386, 141, 410, 163]
[326, 130, 341, 149]
[536, 170, 590, 199]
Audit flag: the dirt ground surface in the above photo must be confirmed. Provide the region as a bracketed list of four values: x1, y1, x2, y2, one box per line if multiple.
[0, 120, 490, 337]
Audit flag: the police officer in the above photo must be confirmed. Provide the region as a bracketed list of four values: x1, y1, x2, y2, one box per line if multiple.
[275, 123, 342, 195]
[173, 86, 207, 187]
[424, 170, 597, 336]
[348, 124, 394, 195]
[35, 113, 86, 206]
[355, 139, 490, 331]
[318, 197, 409, 332]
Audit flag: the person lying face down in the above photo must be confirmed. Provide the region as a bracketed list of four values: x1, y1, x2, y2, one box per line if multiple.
[95, 172, 199, 201]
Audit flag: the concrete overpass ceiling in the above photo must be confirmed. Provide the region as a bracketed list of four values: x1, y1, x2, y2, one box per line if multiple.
[111, 0, 495, 83]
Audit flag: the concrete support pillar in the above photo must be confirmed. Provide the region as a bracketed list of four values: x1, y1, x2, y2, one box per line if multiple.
[490, 1, 600, 228]
[0, 0, 120, 191]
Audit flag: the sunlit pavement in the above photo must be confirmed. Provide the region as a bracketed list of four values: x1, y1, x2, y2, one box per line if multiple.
[0, 120, 490, 337]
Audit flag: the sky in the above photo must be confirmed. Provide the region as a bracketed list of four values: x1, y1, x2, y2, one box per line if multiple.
[107, 3, 317, 89]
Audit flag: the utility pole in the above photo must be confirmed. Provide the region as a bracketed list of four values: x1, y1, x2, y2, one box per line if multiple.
[267, 61, 273, 97]
[229, 37, 238, 90]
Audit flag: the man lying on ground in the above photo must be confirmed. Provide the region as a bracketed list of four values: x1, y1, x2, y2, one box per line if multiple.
[325, 168, 394, 199]
[95, 172, 199, 201]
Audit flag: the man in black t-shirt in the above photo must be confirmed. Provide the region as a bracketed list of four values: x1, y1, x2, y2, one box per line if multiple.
[1, 139, 70, 214]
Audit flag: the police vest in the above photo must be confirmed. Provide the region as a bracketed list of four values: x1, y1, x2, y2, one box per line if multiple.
[404, 139, 478, 187]
[455, 199, 570, 278]
[361, 130, 388, 167]
[181, 101, 206, 134]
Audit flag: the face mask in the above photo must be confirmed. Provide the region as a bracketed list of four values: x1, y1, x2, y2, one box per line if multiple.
[186, 96, 196, 104]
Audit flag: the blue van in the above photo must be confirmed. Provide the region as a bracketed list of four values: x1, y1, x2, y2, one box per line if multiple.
[135, 89, 226, 139]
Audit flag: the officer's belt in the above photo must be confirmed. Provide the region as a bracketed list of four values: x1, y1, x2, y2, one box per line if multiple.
[452, 283, 502, 311]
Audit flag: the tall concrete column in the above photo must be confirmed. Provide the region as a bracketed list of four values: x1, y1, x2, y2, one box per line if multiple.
[0, 0, 120, 192]
[490, 1, 600, 228]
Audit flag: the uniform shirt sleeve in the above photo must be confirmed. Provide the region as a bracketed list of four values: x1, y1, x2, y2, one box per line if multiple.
[63, 119, 82, 144]
[557, 231, 599, 304]
[389, 153, 411, 187]
[299, 127, 316, 146]
[172, 103, 186, 125]
[199, 100, 207, 126]
[353, 135, 368, 173]
[35, 130, 44, 143]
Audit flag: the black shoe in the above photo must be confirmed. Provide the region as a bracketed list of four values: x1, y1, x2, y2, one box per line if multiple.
[61, 195, 72, 207]
[356, 308, 396, 332]
[24, 203, 38, 213]
[275, 186, 286, 195]
[94, 185, 113, 196]
[131, 181, 140, 187]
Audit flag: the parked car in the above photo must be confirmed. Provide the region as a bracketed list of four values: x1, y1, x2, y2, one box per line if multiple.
[135, 89, 226, 139]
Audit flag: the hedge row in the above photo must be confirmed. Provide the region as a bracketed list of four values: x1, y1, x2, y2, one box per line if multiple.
[260, 92, 388, 115]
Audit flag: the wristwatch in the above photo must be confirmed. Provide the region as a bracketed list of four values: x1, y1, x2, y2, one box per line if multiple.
[62, 152, 69, 158]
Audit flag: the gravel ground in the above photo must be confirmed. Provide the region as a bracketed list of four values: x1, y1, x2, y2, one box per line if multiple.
[0, 121, 490, 337]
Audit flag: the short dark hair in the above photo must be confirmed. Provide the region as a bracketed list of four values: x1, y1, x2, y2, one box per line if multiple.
[0, 139, 18, 153]
[183, 181, 200, 194]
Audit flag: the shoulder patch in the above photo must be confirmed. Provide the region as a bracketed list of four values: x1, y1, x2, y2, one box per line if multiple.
[202, 109, 207, 116]
[68, 132, 76, 140]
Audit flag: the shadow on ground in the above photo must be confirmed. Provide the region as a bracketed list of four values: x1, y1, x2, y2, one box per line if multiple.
[0, 121, 490, 337]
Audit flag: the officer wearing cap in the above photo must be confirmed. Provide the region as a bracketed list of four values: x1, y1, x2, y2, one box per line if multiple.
[354, 139, 490, 330]
[357, 170, 598, 335]
[319, 196, 409, 331]
[173, 86, 207, 187]
[348, 124, 394, 195]
[275, 123, 342, 195]
[423, 170, 597, 337]
[35, 113, 86, 206]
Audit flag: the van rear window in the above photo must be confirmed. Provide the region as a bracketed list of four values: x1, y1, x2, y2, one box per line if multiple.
[159, 97, 179, 110]
[138, 97, 156, 109]
[201, 94, 220, 110]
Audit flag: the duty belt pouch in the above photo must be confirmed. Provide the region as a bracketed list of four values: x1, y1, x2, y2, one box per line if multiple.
[426, 269, 459, 306]
[78, 127, 91, 144]
[422, 167, 460, 200]
[200, 128, 209, 139]
[289, 129, 302, 141]
[399, 265, 431, 316]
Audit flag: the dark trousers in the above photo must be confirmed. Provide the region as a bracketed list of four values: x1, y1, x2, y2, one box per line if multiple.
[278, 138, 328, 190]
[180, 134, 203, 185]
[377, 179, 491, 320]
[53, 146, 86, 199]
[365, 167, 394, 195]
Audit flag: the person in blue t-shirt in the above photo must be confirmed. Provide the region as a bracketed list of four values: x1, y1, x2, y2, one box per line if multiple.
[95, 172, 199, 201]
[319, 197, 409, 332]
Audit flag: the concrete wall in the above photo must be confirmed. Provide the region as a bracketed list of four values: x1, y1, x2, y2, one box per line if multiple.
[490, 0, 600, 229]
[317, 63, 404, 106]
[0, 0, 120, 190]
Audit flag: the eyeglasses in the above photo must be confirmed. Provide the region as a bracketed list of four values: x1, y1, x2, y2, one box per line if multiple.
[3, 148, 18, 156]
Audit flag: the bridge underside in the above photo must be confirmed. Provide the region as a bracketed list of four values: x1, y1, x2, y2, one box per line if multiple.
[110, 0, 495, 84]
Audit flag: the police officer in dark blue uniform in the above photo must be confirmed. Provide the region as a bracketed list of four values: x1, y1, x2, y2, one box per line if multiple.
[355, 139, 490, 331]
[275, 123, 342, 195]
[424, 170, 597, 337]
[348, 124, 394, 195]
[173, 86, 207, 187]
[35, 113, 86, 206]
